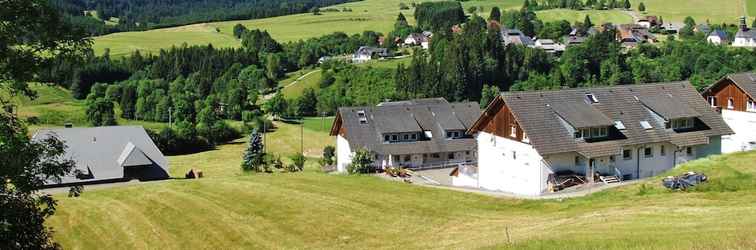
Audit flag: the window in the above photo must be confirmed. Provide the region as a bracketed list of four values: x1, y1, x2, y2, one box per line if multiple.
[728, 98, 734, 109]
[411, 134, 417, 140]
[359, 117, 368, 124]
[357, 110, 366, 117]
[660, 145, 666, 156]
[599, 127, 608, 137]
[391, 135, 398, 141]
[614, 121, 626, 130]
[708, 96, 717, 107]
[447, 131, 453, 138]
[623, 149, 632, 160]
[640, 121, 653, 130]
[671, 118, 694, 129]
[465, 151, 470, 155]
[686, 147, 693, 156]
[431, 153, 440, 158]
[574, 156, 582, 166]
[448, 153, 455, 160]
[384, 135, 390, 142]
[610, 155, 616, 162]
[586, 94, 599, 104]
[748, 99, 756, 112]
[403, 155, 411, 162]
[644, 147, 653, 158]
[591, 128, 600, 137]
[510, 125, 517, 137]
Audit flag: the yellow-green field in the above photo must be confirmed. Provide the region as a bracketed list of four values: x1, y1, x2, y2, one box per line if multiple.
[633, 0, 747, 24]
[47, 146, 756, 249]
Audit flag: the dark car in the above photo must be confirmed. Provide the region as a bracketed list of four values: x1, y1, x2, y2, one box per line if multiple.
[662, 172, 708, 190]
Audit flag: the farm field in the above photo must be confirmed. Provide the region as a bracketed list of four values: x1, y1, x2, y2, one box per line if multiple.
[631, 0, 747, 24]
[47, 147, 756, 249]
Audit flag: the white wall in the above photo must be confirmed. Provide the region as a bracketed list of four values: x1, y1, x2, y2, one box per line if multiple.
[707, 36, 723, 45]
[452, 165, 479, 188]
[721, 109, 756, 153]
[476, 132, 550, 196]
[733, 37, 756, 47]
[336, 135, 353, 173]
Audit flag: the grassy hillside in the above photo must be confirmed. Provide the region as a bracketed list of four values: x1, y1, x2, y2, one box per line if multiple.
[633, 0, 746, 24]
[48, 148, 756, 249]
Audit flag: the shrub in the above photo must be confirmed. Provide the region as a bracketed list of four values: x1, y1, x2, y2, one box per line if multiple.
[289, 153, 306, 172]
[323, 145, 336, 165]
[347, 149, 374, 174]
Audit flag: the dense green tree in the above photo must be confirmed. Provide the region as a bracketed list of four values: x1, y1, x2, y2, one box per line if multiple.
[266, 92, 288, 119]
[233, 24, 248, 39]
[265, 53, 284, 80]
[489, 7, 501, 22]
[86, 97, 117, 126]
[241, 130, 266, 172]
[479, 85, 500, 109]
[298, 88, 319, 117]
[583, 15, 593, 29]
[623, 0, 631, 9]
[638, 2, 646, 12]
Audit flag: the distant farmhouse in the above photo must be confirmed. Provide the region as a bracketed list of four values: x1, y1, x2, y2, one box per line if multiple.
[329, 98, 480, 173]
[352, 46, 389, 63]
[501, 28, 534, 47]
[616, 24, 657, 48]
[733, 17, 756, 48]
[33, 126, 169, 187]
[703, 72, 756, 152]
[707, 29, 729, 45]
[404, 32, 432, 49]
[467, 82, 732, 195]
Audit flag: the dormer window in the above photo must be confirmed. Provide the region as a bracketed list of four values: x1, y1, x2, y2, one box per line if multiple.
[357, 110, 366, 117]
[671, 118, 694, 129]
[614, 121, 626, 130]
[575, 126, 608, 140]
[586, 94, 599, 104]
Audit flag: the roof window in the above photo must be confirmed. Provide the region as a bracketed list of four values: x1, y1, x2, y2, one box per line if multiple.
[359, 117, 368, 124]
[614, 121, 626, 130]
[357, 110, 366, 117]
[640, 121, 653, 130]
[586, 94, 599, 104]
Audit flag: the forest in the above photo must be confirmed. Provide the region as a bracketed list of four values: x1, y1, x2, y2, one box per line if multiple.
[50, 0, 357, 35]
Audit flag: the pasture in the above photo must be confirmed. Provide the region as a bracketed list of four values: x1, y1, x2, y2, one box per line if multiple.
[47, 148, 756, 249]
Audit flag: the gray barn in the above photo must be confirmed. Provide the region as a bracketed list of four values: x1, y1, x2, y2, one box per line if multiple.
[33, 126, 170, 186]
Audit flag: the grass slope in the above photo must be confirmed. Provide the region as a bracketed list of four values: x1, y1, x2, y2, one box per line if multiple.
[631, 0, 746, 24]
[48, 150, 756, 249]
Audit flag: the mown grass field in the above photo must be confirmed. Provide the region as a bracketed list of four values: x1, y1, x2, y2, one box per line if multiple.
[631, 0, 746, 24]
[47, 147, 756, 249]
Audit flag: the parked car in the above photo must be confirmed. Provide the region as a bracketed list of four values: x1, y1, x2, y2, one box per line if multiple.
[663, 172, 708, 190]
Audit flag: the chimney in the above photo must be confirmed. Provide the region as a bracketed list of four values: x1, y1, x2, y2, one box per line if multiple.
[740, 16, 748, 31]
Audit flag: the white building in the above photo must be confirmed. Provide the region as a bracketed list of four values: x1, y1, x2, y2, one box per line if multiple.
[707, 30, 729, 45]
[404, 33, 431, 49]
[352, 46, 389, 63]
[703, 72, 756, 153]
[534, 39, 565, 53]
[466, 82, 732, 196]
[501, 28, 534, 47]
[733, 17, 756, 48]
[329, 98, 481, 173]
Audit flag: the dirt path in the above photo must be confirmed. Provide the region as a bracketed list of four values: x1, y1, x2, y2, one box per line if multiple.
[263, 69, 321, 100]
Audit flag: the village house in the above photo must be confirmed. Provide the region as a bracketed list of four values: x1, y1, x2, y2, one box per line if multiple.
[636, 16, 661, 29]
[617, 24, 657, 48]
[707, 29, 729, 45]
[352, 46, 389, 63]
[702, 72, 756, 152]
[733, 17, 756, 47]
[329, 98, 481, 173]
[661, 22, 682, 34]
[534, 39, 565, 54]
[466, 82, 732, 196]
[501, 28, 534, 47]
[33, 126, 169, 187]
[404, 32, 431, 49]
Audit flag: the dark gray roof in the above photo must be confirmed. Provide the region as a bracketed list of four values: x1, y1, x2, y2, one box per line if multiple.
[33, 126, 169, 185]
[493, 82, 732, 158]
[724, 72, 756, 98]
[708, 29, 727, 39]
[501, 28, 534, 46]
[736, 29, 756, 39]
[333, 98, 481, 155]
[638, 94, 701, 119]
[549, 99, 615, 128]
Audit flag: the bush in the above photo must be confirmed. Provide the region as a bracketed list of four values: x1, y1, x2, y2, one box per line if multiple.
[323, 145, 335, 165]
[347, 149, 374, 174]
[289, 153, 306, 172]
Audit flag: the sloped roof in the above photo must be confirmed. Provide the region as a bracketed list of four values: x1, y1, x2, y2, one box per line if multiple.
[33, 126, 169, 185]
[331, 98, 481, 155]
[723, 72, 756, 99]
[637, 94, 701, 119]
[472, 82, 733, 158]
[708, 29, 728, 39]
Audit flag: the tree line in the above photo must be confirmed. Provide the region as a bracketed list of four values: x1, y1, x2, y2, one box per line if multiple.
[49, 0, 357, 36]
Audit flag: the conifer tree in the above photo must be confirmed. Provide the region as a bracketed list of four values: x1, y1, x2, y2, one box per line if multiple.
[241, 130, 266, 172]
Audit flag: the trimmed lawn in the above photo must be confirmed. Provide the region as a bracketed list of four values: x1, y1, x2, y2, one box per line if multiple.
[48, 151, 756, 249]
[536, 9, 633, 24]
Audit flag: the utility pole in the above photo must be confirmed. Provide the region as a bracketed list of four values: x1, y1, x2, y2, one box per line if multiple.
[168, 107, 172, 128]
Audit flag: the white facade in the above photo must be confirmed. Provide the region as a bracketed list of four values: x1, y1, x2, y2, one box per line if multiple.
[336, 135, 353, 173]
[721, 109, 756, 153]
[707, 35, 724, 45]
[733, 37, 756, 47]
[452, 165, 478, 188]
[475, 131, 723, 196]
[637, 21, 651, 29]
[476, 131, 551, 195]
